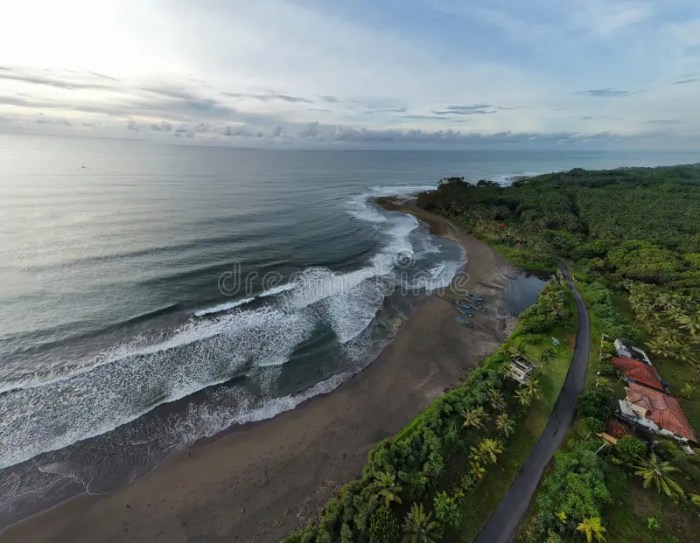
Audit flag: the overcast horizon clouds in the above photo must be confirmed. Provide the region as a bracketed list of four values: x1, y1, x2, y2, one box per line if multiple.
[1, 0, 700, 149]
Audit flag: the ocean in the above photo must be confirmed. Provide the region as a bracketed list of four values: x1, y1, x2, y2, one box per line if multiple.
[0, 134, 697, 525]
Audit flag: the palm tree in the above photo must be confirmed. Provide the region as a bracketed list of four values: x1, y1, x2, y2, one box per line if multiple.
[461, 406, 487, 431]
[402, 503, 441, 543]
[495, 413, 514, 437]
[375, 471, 403, 508]
[515, 388, 532, 408]
[524, 379, 542, 401]
[690, 493, 700, 507]
[633, 452, 685, 499]
[486, 387, 506, 411]
[576, 517, 607, 542]
[471, 438, 504, 465]
[646, 337, 676, 360]
[676, 313, 700, 337]
[507, 343, 527, 361]
[539, 346, 556, 365]
[469, 461, 486, 482]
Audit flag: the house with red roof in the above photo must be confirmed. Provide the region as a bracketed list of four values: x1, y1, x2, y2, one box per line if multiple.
[619, 382, 697, 443]
[612, 356, 665, 392]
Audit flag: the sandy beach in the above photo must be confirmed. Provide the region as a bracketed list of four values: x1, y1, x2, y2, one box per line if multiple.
[1, 199, 513, 543]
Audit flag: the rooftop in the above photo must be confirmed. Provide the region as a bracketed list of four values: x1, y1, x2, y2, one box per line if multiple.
[627, 383, 696, 442]
[612, 356, 664, 391]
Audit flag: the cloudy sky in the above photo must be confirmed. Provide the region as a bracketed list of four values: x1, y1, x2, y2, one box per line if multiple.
[1, 0, 699, 148]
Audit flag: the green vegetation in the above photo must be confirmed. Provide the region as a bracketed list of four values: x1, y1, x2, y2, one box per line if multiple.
[520, 441, 610, 542]
[418, 165, 700, 542]
[283, 282, 575, 543]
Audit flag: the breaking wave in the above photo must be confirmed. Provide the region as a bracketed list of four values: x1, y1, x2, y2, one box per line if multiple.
[0, 184, 465, 471]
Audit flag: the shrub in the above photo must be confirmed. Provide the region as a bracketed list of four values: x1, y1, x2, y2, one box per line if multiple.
[616, 436, 647, 465]
[527, 441, 609, 541]
[368, 507, 400, 543]
[433, 491, 462, 531]
[577, 388, 613, 421]
[597, 359, 617, 376]
[584, 417, 606, 434]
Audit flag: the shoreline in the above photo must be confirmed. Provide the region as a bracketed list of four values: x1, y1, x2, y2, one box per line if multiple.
[1, 199, 513, 543]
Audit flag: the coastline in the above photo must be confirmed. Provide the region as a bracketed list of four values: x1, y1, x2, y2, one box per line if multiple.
[1, 198, 513, 543]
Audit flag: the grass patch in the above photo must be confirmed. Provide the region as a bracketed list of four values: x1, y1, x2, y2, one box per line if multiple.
[604, 462, 699, 543]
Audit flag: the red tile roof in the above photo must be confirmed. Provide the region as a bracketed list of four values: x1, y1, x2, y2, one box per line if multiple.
[627, 383, 697, 442]
[607, 417, 632, 439]
[612, 356, 664, 391]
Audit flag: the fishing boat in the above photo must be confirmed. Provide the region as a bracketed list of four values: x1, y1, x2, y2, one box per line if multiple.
[455, 316, 474, 328]
[456, 306, 473, 317]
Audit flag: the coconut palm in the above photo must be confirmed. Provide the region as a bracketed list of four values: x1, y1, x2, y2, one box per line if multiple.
[471, 438, 504, 465]
[486, 387, 506, 411]
[515, 388, 532, 408]
[495, 413, 514, 437]
[402, 503, 441, 543]
[507, 343, 527, 361]
[676, 313, 700, 337]
[461, 406, 487, 430]
[524, 379, 542, 401]
[539, 346, 556, 364]
[646, 337, 679, 360]
[374, 471, 403, 508]
[576, 517, 607, 542]
[633, 452, 685, 499]
[469, 460, 486, 481]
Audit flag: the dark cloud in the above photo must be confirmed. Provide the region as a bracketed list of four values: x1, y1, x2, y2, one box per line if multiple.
[0, 69, 117, 91]
[365, 106, 408, 114]
[402, 114, 450, 120]
[297, 122, 320, 139]
[319, 95, 339, 103]
[325, 126, 580, 145]
[577, 88, 637, 97]
[34, 113, 71, 126]
[673, 78, 699, 85]
[89, 71, 120, 82]
[219, 124, 264, 138]
[432, 104, 496, 115]
[646, 119, 679, 125]
[579, 116, 595, 120]
[223, 91, 314, 103]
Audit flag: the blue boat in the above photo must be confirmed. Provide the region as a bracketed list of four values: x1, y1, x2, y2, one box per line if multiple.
[456, 306, 473, 317]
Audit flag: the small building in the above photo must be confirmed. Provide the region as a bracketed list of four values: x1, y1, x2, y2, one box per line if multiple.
[509, 358, 535, 384]
[614, 339, 652, 365]
[619, 383, 697, 443]
[612, 356, 665, 392]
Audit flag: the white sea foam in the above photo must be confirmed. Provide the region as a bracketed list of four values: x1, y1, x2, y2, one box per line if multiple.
[193, 297, 256, 317]
[0, 306, 317, 470]
[193, 282, 296, 318]
[345, 184, 435, 224]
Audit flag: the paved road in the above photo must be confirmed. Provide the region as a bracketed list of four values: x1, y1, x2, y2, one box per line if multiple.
[473, 264, 591, 543]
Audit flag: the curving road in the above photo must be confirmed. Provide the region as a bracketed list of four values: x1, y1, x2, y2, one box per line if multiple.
[473, 263, 591, 543]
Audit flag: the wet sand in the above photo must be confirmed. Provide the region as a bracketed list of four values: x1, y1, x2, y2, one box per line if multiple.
[1, 199, 513, 543]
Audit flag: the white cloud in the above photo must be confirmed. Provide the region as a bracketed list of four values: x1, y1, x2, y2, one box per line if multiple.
[0, 0, 698, 148]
